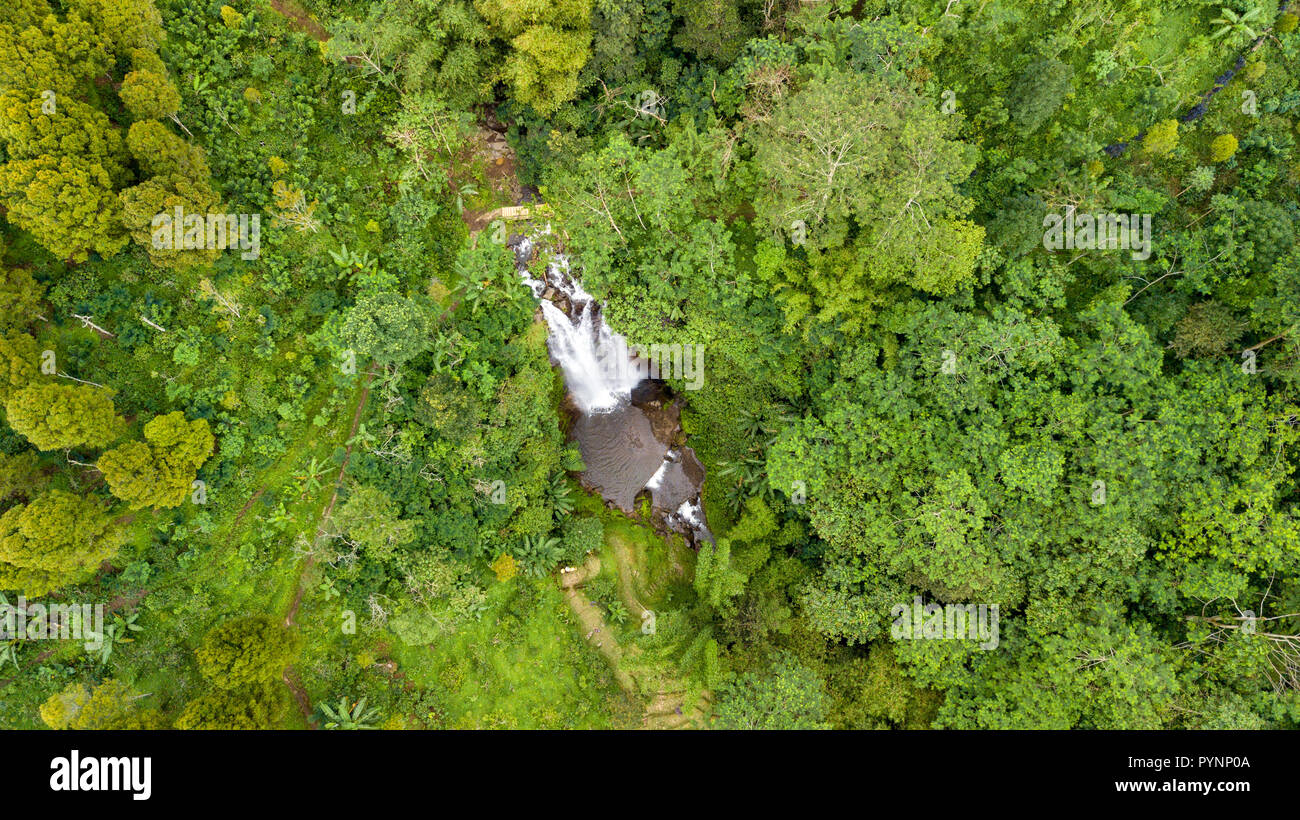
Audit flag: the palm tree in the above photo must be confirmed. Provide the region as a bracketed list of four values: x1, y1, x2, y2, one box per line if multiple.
[737, 407, 768, 440]
[717, 456, 767, 489]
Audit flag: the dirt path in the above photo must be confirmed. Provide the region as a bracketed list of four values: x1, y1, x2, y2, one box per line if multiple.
[561, 557, 638, 693]
[279, 366, 377, 726]
[283, 667, 313, 723]
[268, 0, 330, 41]
[233, 487, 265, 525]
[285, 365, 376, 629]
[609, 534, 711, 729]
[607, 533, 652, 622]
[559, 550, 709, 729]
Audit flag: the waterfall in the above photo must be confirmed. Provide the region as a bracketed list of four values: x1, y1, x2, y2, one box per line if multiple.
[511, 230, 714, 545]
[515, 237, 643, 415]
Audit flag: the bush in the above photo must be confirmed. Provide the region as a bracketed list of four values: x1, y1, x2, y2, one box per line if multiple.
[561, 516, 604, 564]
[1209, 133, 1238, 163]
[1141, 119, 1178, 157]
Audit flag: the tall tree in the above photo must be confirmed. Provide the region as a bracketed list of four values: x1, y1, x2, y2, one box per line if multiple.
[195, 616, 299, 689]
[476, 0, 593, 114]
[99, 412, 213, 510]
[0, 489, 123, 596]
[5, 381, 120, 451]
[748, 70, 983, 334]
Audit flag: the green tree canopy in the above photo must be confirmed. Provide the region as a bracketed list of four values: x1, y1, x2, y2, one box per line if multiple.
[195, 616, 299, 689]
[99, 411, 214, 510]
[174, 682, 286, 730]
[339, 292, 434, 367]
[5, 381, 121, 451]
[0, 489, 123, 596]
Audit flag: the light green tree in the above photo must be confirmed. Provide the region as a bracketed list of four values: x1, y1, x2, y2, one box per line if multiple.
[0, 266, 45, 330]
[195, 616, 299, 689]
[99, 412, 214, 510]
[5, 381, 121, 451]
[476, 0, 592, 114]
[0, 331, 38, 401]
[40, 679, 164, 729]
[174, 682, 286, 730]
[1142, 119, 1179, 157]
[1210, 133, 1239, 163]
[0, 489, 123, 596]
[0, 155, 127, 262]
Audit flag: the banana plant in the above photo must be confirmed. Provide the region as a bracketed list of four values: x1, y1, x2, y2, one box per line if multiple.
[328, 243, 376, 272]
[455, 279, 489, 315]
[294, 457, 330, 497]
[455, 183, 479, 214]
[88, 613, 143, 666]
[548, 473, 575, 518]
[1211, 7, 1262, 41]
[319, 696, 382, 729]
[0, 641, 17, 672]
[429, 331, 462, 373]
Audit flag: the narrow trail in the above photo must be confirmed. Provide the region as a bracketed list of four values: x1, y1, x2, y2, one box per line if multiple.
[268, 0, 330, 42]
[233, 487, 265, 525]
[280, 365, 377, 725]
[283, 667, 313, 722]
[284, 365, 377, 630]
[560, 557, 637, 694]
[559, 546, 710, 729]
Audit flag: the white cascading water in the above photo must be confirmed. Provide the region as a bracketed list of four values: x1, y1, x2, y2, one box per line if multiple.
[515, 237, 642, 414]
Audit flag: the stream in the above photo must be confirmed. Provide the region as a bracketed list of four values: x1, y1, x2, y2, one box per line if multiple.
[510, 232, 714, 547]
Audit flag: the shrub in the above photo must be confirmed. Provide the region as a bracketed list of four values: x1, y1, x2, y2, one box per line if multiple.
[1209, 133, 1238, 163]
